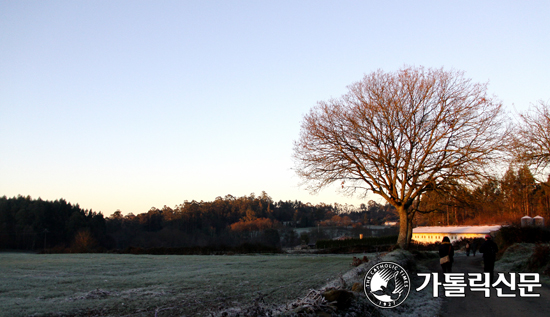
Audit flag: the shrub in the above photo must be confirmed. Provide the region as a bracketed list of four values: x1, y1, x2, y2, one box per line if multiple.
[527, 244, 550, 273]
[70, 229, 98, 253]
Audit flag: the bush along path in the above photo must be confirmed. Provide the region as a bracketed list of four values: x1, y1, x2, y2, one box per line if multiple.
[436, 250, 550, 317]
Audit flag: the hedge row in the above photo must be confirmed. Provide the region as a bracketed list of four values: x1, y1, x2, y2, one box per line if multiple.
[315, 235, 398, 249]
[495, 225, 550, 247]
[118, 243, 282, 255]
[42, 243, 283, 255]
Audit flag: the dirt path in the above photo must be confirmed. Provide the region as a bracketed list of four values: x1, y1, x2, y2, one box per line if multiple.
[429, 252, 550, 316]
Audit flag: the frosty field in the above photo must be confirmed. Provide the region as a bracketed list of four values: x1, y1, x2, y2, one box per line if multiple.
[0, 252, 358, 316]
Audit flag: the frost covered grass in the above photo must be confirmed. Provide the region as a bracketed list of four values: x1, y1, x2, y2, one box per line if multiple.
[0, 252, 359, 316]
[495, 243, 550, 285]
[495, 243, 536, 273]
[280, 250, 442, 317]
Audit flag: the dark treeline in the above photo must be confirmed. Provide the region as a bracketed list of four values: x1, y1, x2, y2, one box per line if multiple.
[4, 163, 550, 253]
[0, 195, 106, 250]
[0, 192, 398, 251]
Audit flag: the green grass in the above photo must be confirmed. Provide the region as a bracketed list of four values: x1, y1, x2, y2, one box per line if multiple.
[0, 252, 359, 316]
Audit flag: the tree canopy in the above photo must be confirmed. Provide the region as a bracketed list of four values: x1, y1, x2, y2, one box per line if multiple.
[512, 101, 550, 174]
[293, 66, 509, 249]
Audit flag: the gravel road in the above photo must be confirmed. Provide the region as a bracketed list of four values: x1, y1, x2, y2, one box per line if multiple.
[431, 252, 550, 317]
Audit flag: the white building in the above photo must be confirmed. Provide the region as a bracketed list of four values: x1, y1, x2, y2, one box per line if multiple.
[412, 225, 502, 244]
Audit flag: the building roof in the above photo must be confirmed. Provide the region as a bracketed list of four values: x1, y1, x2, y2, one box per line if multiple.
[412, 225, 502, 234]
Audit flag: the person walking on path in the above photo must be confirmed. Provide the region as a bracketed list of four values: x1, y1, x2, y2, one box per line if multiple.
[472, 239, 477, 256]
[439, 236, 454, 273]
[479, 234, 498, 284]
[465, 240, 470, 256]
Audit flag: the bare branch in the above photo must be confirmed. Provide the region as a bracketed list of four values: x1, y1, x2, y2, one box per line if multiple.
[511, 100, 550, 175]
[293, 66, 509, 248]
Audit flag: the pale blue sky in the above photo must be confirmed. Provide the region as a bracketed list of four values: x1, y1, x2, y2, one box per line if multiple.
[1, 1, 549, 215]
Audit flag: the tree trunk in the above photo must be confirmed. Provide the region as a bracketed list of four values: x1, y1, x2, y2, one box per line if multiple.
[397, 206, 409, 249]
[455, 206, 458, 225]
[406, 220, 413, 246]
[406, 210, 415, 246]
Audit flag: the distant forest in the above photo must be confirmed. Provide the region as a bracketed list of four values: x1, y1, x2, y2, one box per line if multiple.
[2, 163, 549, 252]
[0, 192, 398, 251]
[416, 165, 550, 226]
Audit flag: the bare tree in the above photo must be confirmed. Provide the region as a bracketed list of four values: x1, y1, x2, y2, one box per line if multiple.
[512, 101, 550, 174]
[293, 66, 508, 249]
